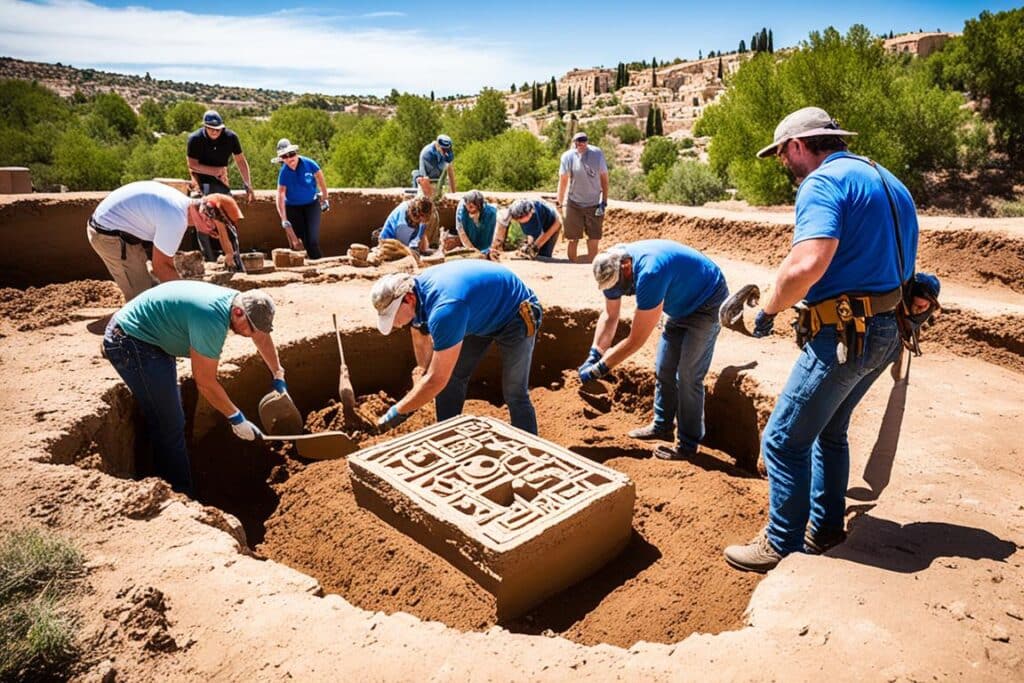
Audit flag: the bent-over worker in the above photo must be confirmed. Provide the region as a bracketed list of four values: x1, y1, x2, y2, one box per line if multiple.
[102, 281, 287, 496]
[379, 196, 432, 253]
[371, 260, 543, 434]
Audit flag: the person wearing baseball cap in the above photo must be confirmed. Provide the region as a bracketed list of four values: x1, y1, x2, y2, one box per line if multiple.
[724, 106, 930, 573]
[370, 260, 543, 435]
[412, 134, 456, 199]
[492, 198, 562, 259]
[186, 109, 255, 263]
[102, 281, 287, 496]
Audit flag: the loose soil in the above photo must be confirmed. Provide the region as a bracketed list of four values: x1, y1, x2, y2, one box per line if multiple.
[0, 279, 121, 334]
[258, 370, 766, 648]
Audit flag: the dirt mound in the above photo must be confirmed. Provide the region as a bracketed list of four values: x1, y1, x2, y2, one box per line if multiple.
[258, 370, 766, 647]
[0, 279, 121, 332]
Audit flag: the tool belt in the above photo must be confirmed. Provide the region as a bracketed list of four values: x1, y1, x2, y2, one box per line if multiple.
[793, 287, 902, 364]
[90, 217, 149, 260]
[518, 298, 542, 337]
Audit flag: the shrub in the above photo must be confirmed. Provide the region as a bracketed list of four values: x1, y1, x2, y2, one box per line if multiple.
[612, 123, 643, 144]
[164, 101, 206, 134]
[640, 136, 679, 173]
[656, 160, 728, 205]
[608, 167, 647, 201]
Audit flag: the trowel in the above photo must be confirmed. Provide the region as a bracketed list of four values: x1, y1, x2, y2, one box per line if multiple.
[333, 314, 357, 413]
[261, 431, 359, 461]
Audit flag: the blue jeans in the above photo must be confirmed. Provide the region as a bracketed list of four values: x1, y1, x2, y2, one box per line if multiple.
[435, 300, 541, 434]
[651, 280, 728, 451]
[763, 313, 901, 555]
[285, 201, 323, 259]
[102, 318, 193, 496]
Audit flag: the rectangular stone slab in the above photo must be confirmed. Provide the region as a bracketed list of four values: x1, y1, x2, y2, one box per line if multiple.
[348, 414, 635, 620]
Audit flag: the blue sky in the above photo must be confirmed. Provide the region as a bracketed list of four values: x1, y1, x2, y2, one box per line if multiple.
[0, 0, 1018, 96]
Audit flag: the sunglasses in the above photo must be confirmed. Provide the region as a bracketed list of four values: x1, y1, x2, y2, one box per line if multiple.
[281, 151, 298, 159]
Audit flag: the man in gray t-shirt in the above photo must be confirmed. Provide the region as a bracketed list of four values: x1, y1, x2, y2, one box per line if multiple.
[556, 132, 609, 263]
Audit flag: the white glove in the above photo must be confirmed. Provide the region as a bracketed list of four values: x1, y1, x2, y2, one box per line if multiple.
[228, 411, 263, 441]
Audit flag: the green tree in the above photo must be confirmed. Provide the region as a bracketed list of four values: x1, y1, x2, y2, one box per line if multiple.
[138, 99, 166, 133]
[645, 107, 655, 137]
[613, 123, 643, 144]
[654, 106, 664, 135]
[739, 39, 747, 53]
[52, 128, 125, 190]
[655, 159, 727, 205]
[121, 132, 190, 182]
[0, 80, 70, 128]
[641, 135, 678, 173]
[164, 101, 206, 134]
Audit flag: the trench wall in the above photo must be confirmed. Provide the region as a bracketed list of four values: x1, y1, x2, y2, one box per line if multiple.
[0, 189, 457, 288]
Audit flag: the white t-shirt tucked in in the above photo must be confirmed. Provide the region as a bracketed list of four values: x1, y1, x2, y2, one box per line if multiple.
[92, 181, 191, 257]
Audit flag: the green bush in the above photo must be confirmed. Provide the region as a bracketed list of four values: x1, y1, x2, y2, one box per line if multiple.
[646, 165, 670, 195]
[655, 160, 728, 205]
[52, 128, 125, 190]
[612, 123, 643, 144]
[0, 529, 85, 681]
[164, 101, 206, 134]
[460, 130, 551, 191]
[121, 133, 191, 184]
[92, 92, 137, 138]
[698, 25, 967, 203]
[640, 136, 679, 173]
[608, 167, 647, 201]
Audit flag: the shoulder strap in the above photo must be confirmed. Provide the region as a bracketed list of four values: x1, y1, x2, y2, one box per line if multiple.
[849, 156, 909, 285]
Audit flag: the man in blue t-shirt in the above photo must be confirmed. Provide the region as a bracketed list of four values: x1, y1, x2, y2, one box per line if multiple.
[371, 261, 543, 434]
[493, 199, 561, 259]
[412, 135, 456, 199]
[723, 107, 930, 573]
[102, 281, 288, 496]
[581, 240, 728, 461]
[379, 197, 431, 253]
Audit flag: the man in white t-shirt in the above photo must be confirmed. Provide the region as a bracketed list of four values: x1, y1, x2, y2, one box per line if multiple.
[87, 181, 243, 301]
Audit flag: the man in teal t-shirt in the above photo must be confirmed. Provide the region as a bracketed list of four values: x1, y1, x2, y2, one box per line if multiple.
[103, 280, 288, 495]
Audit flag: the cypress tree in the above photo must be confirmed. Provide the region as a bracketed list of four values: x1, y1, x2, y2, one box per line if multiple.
[654, 106, 663, 136]
[752, 33, 758, 52]
[768, 29, 774, 53]
[652, 63, 657, 87]
[739, 39, 746, 53]
[550, 76, 558, 103]
[698, 49, 703, 60]
[760, 28, 768, 52]
[645, 107, 655, 137]
[717, 57, 723, 79]
[430, 90, 435, 101]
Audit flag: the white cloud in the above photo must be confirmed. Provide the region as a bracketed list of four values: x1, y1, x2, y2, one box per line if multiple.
[0, 0, 548, 96]
[360, 11, 406, 18]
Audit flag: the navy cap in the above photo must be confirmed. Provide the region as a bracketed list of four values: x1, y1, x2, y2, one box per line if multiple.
[203, 110, 225, 129]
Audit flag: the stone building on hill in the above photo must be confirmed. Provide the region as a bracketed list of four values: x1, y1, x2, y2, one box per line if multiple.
[883, 32, 954, 58]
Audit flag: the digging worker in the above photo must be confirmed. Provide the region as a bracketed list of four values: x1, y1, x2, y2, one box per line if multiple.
[582, 239, 728, 461]
[102, 281, 287, 496]
[88, 180, 244, 301]
[450, 190, 497, 254]
[493, 198, 561, 259]
[379, 196, 431, 253]
[186, 109, 254, 264]
[724, 107, 936, 573]
[556, 131, 608, 264]
[274, 138, 330, 260]
[371, 260, 543, 434]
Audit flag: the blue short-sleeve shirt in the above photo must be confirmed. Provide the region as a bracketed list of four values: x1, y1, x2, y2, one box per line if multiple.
[517, 200, 559, 257]
[277, 156, 321, 206]
[418, 142, 453, 181]
[794, 152, 919, 303]
[115, 281, 236, 359]
[380, 201, 426, 246]
[603, 239, 724, 319]
[411, 260, 534, 351]
[455, 201, 497, 251]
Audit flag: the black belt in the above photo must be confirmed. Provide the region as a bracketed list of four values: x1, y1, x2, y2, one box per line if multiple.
[90, 217, 148, 259]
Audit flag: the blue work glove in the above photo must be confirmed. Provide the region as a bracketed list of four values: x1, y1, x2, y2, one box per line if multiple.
[227, 410, 263, 441]
[752, 310, 776, 338]
[377, 405, 410, 433]
[272, 378, 288, 394]
[578, 346, 602, 373]
[595, 201, 607, 217]
[578, 360, 610, 383]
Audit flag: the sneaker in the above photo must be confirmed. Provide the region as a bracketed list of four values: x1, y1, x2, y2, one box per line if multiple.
[724, 527, 783, 573]
[804, 526, 847, 555]
[628, 423, 674, 441]
[653, 444, 697, 461]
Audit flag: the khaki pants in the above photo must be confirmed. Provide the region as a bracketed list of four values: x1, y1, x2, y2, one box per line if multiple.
[563, 200, 605, 240]
[87, 225, 154, 302]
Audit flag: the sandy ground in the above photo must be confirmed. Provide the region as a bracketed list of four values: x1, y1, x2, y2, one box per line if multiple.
[0, 196, 1022, 681]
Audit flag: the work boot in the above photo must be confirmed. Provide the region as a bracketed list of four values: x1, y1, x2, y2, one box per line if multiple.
[724, 527, 783, 573]
[653, 444, 698, 461]
[804, 526, 847, 555]
[629, 423, 674, 441]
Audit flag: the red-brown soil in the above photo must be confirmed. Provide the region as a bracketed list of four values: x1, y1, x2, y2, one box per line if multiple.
[0, 279, 121, 333]
[258, 370, 766, 648]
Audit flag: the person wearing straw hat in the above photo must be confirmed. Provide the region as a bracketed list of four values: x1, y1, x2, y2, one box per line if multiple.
[582, 240, 728, 461]
[370, 261, 543, 434]
[102, 281, 287, 496]
[273, 138, 329, 259]
[723, 106, 926, 573]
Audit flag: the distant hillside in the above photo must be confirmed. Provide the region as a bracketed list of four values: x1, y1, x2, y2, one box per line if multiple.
[0, 57, 382, 114]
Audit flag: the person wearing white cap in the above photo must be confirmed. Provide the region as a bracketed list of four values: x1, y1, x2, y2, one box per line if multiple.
[102, 281, 288, 496]
[723, 106, 923, 573]
[412, 134, 456, 199]
[370, 261, 542, 434]
[186, 109, 254, 264]
[556, 131, 608, 263]
[273, 138, 329, 259]
[582, 240, 728, 461]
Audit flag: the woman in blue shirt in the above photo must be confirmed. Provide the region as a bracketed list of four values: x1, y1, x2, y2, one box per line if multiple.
[274, 138, 328, 259]
[453, 190, 497, 253]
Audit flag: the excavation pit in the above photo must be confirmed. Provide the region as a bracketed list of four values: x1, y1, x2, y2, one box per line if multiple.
[63, 308, 770, 648]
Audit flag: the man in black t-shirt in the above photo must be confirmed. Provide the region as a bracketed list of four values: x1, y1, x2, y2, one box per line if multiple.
[186, 110, 254, 261]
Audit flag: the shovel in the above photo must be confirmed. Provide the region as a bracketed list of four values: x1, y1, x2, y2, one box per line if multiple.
[261, 431, 359, 461]
[333, 314, 357, 413]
